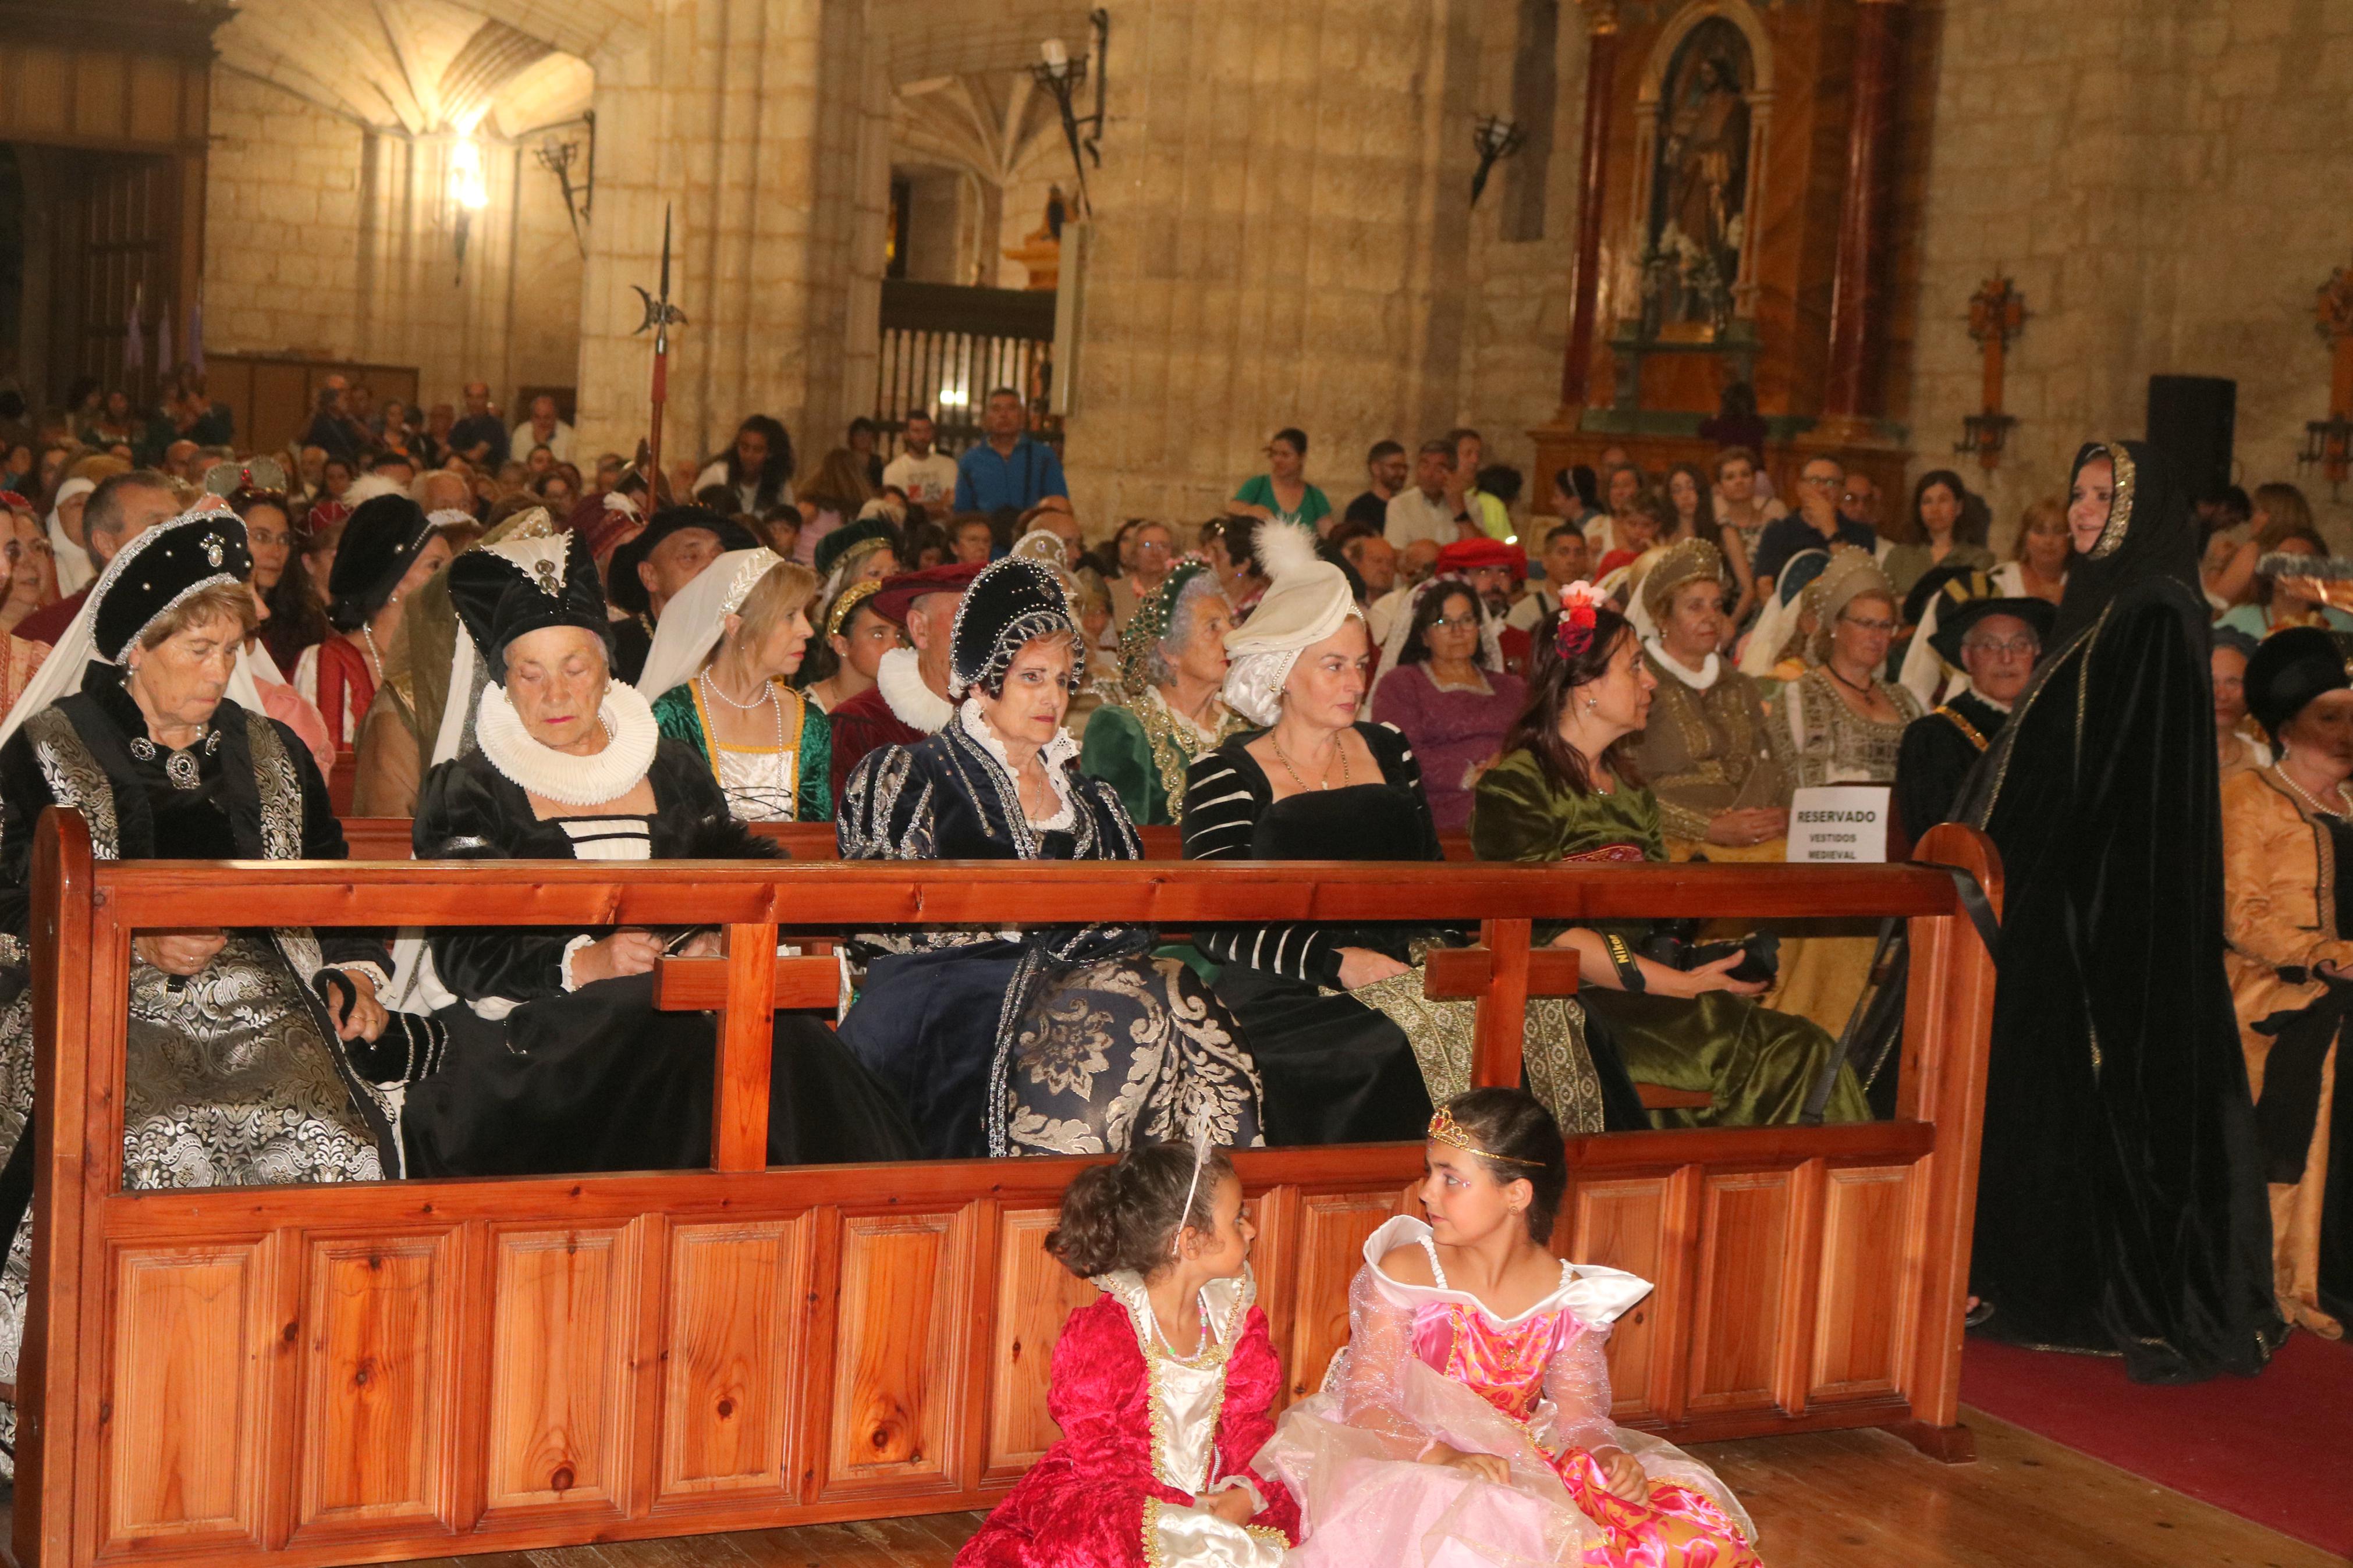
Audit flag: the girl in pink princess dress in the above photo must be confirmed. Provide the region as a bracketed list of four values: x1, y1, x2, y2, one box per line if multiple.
[956, 1139, 1300, 1568]
[1257, 1089, 1761, 1568]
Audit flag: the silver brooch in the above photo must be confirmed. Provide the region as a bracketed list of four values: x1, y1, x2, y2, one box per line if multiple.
[128, 737, 158, 761]
[531, 557, 562, 596]
[165, 751, 201, 791]
[203, 535, 224, 568]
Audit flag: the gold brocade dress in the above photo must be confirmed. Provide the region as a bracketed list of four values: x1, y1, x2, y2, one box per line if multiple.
[1628, 647, 1791, 861]
[1469, 750, 1869, 1128]
[1764, 666, 1925, 1034]
[2219, 767, 2350, 1338]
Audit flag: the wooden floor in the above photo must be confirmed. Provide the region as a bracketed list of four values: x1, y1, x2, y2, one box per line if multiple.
[2, 1409, 2332, 1568]
[262, 1407, 2325, 1568]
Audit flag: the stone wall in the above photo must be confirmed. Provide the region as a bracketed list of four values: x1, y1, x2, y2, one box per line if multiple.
[1056, 0, 1492, 528]
[1902, 0, 2353, 543]
[203, 70, 587, 421]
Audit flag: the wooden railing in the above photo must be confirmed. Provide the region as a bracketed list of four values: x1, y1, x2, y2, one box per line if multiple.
[13, 810, 2000, 1568]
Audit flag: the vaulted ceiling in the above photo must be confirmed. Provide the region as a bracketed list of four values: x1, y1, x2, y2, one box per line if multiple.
[214, 0, 595, 138]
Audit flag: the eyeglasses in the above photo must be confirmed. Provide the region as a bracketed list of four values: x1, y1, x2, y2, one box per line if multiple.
[1839, 614, 1897, 634]
[1134, 539, 1173, 554]
[1431, 613, 1481, 631]
[1802, 474, 1841, 489]
[1964, 636, 2039, 658]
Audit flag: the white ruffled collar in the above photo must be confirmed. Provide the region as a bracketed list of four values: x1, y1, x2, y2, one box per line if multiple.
[957, 697, 1078, 829]
[1644, 635, 1722, 692]
[1360, 1214, 1652, 1329]
[474, 679, 659, 805]
[876, 645, 955, 733]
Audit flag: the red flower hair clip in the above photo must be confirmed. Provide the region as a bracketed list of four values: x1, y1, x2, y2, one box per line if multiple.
[1555, 581, 1611, 660]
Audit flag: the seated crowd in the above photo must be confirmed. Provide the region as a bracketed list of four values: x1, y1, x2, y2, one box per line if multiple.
[0, 381, 2341, 1369]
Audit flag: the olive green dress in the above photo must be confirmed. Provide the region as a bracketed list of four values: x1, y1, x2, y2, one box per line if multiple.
[1469, 749, 1871, 1128]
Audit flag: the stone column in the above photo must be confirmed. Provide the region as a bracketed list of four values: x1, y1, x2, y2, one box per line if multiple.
[1558, 1, 1619, 414]
[1819, 0, 1907, 436]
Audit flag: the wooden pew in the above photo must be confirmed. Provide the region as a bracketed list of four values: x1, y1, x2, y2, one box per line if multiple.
[337, 819, 1465, 862]
[12, 810, 2000, 1568]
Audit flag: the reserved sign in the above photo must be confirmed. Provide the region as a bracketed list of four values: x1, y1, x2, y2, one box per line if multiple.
[1788, 785, 1891, 863]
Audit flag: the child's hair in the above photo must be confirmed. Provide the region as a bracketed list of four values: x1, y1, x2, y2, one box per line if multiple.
[1045, 1141, 1236, 1278]
[1442, 1088, 1569, 1243]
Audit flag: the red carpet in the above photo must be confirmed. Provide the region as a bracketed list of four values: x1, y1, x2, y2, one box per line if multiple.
[1960, 1331, 2353, 1556]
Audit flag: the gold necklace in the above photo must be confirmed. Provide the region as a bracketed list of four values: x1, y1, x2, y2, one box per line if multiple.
[1272, 730, 1350, 792]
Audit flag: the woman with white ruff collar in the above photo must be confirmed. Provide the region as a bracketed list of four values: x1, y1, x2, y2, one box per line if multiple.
[405, 531, 917, 1175]
[835, 554, 1267, 1160]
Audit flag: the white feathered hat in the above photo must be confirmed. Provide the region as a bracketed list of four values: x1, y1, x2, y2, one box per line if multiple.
[1219, 520, 1361, 724]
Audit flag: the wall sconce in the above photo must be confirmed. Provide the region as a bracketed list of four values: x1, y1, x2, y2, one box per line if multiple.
[2298, 258, 2353, 493]
[1955, 275, 2025, 468]
[450, 137, 490, 281]
[1030, 9, 1109, 214]
[1470, 114, 1525, 208]
[534, 113, 594, 258]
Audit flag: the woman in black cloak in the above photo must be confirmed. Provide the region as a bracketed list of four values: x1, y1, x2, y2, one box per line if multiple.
[1955, 440, 2282, 1381]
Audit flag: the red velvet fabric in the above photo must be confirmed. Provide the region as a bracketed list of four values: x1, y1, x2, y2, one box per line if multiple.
[956, 1292, 1301, 1567]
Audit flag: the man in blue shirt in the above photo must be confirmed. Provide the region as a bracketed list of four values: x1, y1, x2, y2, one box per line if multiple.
[1749, 454, 1879, 586]
[953, 387, 1067, 513]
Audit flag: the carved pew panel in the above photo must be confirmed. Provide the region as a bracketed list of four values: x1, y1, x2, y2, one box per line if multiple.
[22, 819, 2000, 1568]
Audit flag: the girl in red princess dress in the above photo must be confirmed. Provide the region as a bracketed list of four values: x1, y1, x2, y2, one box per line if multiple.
[956, 1141, 1299, 1568]
[1256, 1090, 1762, 1568]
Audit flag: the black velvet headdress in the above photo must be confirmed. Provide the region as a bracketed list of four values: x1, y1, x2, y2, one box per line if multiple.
[2243, 625, 2353, 745]
[949, 554, 1080, 698]
[326, 493, 438, 632]
[448, 529, 613, 681]
[2049, 440, 2202, 652]
[812, 514, 900, 581]
[91, 509, 254, 663]
[606, 506, 761, 616]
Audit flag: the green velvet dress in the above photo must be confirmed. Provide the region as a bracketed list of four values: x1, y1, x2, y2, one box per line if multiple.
[651, 680, 833, 822]
[1468, 749, 1871, 1128]
[1079, 688, 1247, 829]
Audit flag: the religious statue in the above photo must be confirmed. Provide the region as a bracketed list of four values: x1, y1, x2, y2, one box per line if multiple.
[1645, 19, 1752, 333]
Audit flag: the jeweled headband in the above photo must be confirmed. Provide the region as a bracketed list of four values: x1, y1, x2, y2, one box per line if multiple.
[1428, 1107, 1544, 1167]
[826, 577, 882, 640]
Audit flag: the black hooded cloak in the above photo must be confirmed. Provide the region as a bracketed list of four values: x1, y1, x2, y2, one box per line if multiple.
[1955, 440, 2282, 1381]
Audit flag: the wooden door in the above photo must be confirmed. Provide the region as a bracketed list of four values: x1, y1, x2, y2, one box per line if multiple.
[47, 148, 176, 407]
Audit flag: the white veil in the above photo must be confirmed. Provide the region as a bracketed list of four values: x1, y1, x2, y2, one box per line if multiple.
[636, 547, 785, 701]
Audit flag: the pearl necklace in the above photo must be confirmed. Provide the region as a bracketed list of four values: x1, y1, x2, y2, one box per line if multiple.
[701, 671, 786, 757]
[2277, 765, 2353, 820]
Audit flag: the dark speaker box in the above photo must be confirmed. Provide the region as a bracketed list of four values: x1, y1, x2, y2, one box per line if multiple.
[2145, 375, 2235, 499]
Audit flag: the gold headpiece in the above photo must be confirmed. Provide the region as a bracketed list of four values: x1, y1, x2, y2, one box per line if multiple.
[825, 576, 882, 640]
[1427, 1107, 1544, 1166]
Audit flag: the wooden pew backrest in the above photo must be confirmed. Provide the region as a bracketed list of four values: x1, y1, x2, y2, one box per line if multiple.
[13, 813, 2001, 1568]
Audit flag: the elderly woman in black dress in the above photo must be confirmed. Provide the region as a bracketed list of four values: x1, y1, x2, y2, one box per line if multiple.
[835, 554, 1266, 1159]
[405, 529, 916, 1175]
[0, 508, 420, 1465]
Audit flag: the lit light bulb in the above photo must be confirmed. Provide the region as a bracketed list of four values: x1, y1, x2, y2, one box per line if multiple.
[450, 139, 489, 212]
[1039, 37, 1068, 72]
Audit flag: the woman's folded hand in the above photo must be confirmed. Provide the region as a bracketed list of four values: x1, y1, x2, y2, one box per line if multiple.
[572, 930, 666, 986]
[1337, 947, 1412, 990]
[133, 929, 228, 977]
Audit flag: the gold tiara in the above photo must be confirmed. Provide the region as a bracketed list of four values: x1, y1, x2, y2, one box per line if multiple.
[1428, 1107, 1544, 1167]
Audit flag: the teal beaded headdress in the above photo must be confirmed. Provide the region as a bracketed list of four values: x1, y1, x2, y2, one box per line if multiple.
[1117, 558, 1211, 698]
